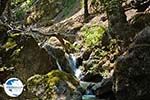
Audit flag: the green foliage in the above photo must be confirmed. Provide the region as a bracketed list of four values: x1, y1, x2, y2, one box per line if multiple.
[63, 0, 77, 17]
[81, 25, 105, 47]
[12, 0, 36, 20]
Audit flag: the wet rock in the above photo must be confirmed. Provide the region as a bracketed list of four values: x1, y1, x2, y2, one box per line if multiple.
[43, 44, 73, 74]
[113, 27, 150, 100]
[80, 72, 103, 83]
[27, 70, 79, 100]
[72, 86, 83, 100]
[94, 78, 116, 100]
[1, 32, 76, 84]
[76, 56, 83, 67]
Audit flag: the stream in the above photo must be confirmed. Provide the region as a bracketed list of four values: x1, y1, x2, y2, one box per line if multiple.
[66, 53, 98, 100]
[66, 53, 82, 79]
[65, 53, 115, 100]
[42, 43, 114, 100]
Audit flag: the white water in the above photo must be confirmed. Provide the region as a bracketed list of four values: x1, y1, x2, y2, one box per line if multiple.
[66, 53, 82, 79]
[56, 60, 63, 71]
[41, 43, 82, 77]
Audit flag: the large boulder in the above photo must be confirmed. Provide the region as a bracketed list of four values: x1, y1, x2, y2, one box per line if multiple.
[94, 78, 116, 100]
[27, 70, 79, 100]
[13, 36, 52, 82]
[0, 34, 52, 83]
[113, 27, 150, 100]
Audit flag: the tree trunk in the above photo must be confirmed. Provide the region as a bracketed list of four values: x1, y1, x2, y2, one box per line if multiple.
[84, 0, 89, 19]
[102, 0, 129, 40]
[0, 0, 9, 16]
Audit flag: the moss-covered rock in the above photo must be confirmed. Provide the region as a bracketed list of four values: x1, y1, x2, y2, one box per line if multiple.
[80, 25, 105, 47]
[27, 70, 79, 100]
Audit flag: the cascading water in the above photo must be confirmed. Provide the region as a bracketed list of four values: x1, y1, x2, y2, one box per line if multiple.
[42, 43, 97, 99]
[56, 60, 63, 71]
[66, 53, 82, 79]
[66, 54, 98, 100]
[42, 43, 82, 74]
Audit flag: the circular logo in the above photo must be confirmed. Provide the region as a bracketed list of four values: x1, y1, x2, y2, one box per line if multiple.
[3, 78, 24, 97]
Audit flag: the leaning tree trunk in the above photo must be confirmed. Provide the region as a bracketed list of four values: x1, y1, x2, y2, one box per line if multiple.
[101, 0, 129, 40]
[0, 0, 9, 16]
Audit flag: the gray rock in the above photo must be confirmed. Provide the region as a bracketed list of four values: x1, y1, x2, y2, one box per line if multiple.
[113, 27, 150, 100]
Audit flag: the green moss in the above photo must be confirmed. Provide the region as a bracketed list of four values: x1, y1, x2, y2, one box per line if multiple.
[28, 70, 79, 89]
[27, 70, 79, 99]
[47, 70, 79, 87]
[81, 25, 105, 47]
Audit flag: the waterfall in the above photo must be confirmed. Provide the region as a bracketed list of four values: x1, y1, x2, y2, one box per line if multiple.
[41, 43, 82, 77]
[56, 60, 63, 71]
[66, 53, 82, 79]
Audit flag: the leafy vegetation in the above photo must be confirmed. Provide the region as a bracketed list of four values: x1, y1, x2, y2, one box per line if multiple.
[63, 0, 77, 17]
[81, 25, 105, 47]
[12, 0, 36, 20]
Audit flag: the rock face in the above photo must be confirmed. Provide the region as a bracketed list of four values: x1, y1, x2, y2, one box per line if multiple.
[113, 27, 150, 100]
[43, 44, 74, 74]
[27, 70, 79, 100]
[14, 36, 52, 82]
[130, 13, 150, 32]
[127, 0, 150, 12]
[95, 78, 116, 100]
[80, 72, 103, 83]
[0, 32, 52, 83]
